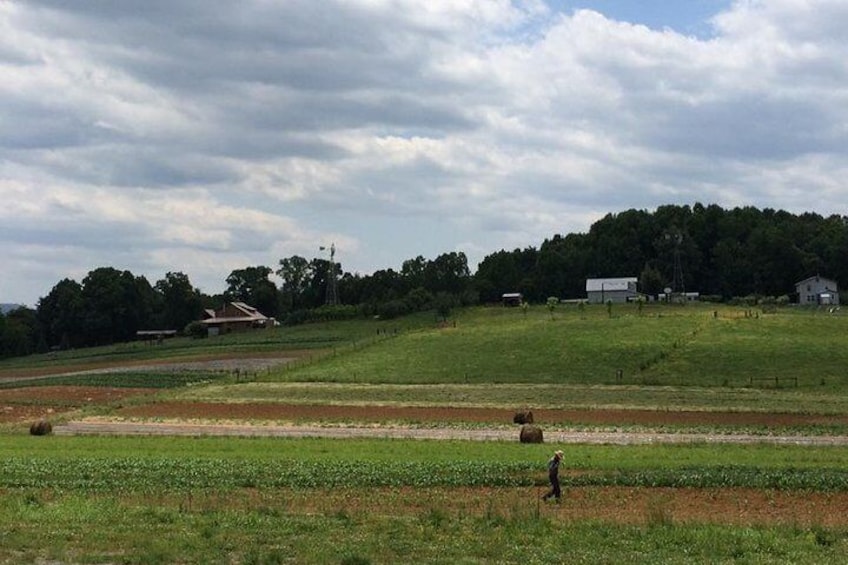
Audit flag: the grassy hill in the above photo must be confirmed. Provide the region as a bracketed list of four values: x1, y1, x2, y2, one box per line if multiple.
[5, 301, 848, 414]
[264, 302, 847, 389]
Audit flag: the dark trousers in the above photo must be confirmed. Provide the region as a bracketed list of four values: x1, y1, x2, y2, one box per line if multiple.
[544, 472, 561, 500]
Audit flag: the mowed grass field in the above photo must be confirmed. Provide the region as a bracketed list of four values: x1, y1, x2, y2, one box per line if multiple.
[2, 302, 848, 563]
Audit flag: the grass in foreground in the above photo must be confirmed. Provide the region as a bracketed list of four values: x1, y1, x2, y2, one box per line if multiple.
[2, 490, 846, 564]
[2, 436, 848, 563]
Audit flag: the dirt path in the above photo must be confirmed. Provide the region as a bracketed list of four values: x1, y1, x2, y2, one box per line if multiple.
[53, 420, 848, 445]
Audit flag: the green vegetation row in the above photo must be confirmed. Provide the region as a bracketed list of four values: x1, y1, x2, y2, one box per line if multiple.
[0, 372, 227, 390]
[5, 456, 848, 493]
[11, 436, 848, 468]
[5, 436, 848, 492]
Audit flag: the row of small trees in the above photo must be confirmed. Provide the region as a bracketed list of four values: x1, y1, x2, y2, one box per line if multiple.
[0, 251, 477, 357]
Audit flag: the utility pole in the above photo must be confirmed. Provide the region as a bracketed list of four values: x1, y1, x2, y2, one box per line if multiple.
[672, 233, 685, 294]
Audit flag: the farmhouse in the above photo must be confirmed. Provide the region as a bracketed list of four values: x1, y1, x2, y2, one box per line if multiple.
[586, 277, 640, 304]
[200, 302, 272, 335]
[795, 276, 840, 306]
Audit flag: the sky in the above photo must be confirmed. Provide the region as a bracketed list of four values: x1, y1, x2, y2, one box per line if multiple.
[2, 0, 848, 307]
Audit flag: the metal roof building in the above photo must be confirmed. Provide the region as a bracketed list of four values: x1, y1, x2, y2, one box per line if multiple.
[585, 277, 639, 304]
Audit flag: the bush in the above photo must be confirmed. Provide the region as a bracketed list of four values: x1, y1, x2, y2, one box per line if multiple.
[184, 321, 207, 339]
[433, 292, 456, 321]
[377, 300, 410, 320]
[310, 304, 361, 322]
[405, 287, 433, 311]
[459, 288, 480, 307]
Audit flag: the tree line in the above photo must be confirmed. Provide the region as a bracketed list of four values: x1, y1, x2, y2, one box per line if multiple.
[1, 203, 845, 358]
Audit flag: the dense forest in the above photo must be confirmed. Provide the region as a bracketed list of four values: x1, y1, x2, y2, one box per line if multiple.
[1, 203, 846, 358]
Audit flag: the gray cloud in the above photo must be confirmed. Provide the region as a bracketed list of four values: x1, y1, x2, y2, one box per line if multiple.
[2, 0, 847, 305]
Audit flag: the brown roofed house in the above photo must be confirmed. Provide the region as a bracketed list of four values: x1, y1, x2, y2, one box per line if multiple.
[200, 302, 272, 335]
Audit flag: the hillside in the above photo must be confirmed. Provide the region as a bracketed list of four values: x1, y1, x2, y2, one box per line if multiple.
[0, 304, 23, 315]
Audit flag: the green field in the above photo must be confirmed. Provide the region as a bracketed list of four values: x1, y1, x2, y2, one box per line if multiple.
[264, 304, 848, 388]
[1, 436, 848, 563]
[2, 303, 848, 563]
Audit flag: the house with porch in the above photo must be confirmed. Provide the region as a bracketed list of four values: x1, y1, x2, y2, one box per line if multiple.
[200, 302, 272, 335]
[795, 276, 839, 306]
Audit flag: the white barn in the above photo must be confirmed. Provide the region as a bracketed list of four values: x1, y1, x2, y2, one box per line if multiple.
[586, 277, 639, 304]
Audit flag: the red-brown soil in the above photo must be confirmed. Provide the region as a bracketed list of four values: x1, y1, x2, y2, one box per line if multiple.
[115, 401, 848, 427]
[152, 486, 848, 527]
[0, 385, 154, 423]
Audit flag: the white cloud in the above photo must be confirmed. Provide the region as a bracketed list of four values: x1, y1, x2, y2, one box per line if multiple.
[2, 0, 847, 304]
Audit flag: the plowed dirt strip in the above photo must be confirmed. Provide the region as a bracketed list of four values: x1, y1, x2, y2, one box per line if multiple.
[54, 421, 848, 445]
[113, 401, 848, 426]
[230, 486, 848, 527]
[0, 386, 155, 423]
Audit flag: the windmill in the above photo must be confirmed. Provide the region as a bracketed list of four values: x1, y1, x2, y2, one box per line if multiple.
[320, 243, 338, 306]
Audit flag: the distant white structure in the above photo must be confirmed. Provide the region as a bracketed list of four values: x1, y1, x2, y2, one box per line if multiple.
[586, 277, 639, 304]
[501, 292, 523, 307]
[795, 276, 839, 306]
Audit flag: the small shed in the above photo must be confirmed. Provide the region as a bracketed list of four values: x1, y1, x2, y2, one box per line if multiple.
[501, 292, 523, 307]
[136, 330, 178, 344]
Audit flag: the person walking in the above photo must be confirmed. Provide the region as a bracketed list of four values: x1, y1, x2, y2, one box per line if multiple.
[542, 450, 563, 502]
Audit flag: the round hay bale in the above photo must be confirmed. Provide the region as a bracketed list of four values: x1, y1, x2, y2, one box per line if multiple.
[513, 410, 534, 425]
[519, 424, 543, 443]
[30, 420, 53, 436]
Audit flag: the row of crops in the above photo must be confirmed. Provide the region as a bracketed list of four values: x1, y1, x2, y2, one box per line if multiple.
[0, 372, 227, 389]
[5, 457, 848, 492]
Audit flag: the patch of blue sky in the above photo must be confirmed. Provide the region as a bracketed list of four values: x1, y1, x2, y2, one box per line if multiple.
[545, 0, 734, 38]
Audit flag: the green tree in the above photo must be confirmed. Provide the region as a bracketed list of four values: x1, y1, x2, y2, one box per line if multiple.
[639, 265, 665, 298]
[425, 252, 471, 295]
[81, 267, 149, 345]
[155, 272, 203, 331]
[37, 278, 84, 349]
[225, 266, 279, 318]
[433, 292, 455, 322]
[276, 255, 310, 311]
[401, 256, 427, 290]
[0, 307, 39, 357]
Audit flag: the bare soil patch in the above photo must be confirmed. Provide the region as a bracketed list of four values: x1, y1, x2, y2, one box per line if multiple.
[0, 386, 154, 423]
[156, 486, 848, 527]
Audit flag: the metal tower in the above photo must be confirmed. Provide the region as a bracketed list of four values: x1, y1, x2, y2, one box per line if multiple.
[672, 233, 685, 294]
[321, 243, 338, 306]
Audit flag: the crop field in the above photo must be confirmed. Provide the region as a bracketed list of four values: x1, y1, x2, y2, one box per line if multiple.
[1, 303, 848, 563]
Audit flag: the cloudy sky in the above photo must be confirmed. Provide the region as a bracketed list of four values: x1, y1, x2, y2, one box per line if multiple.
[2, 0, 847, 306]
